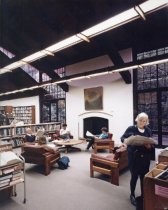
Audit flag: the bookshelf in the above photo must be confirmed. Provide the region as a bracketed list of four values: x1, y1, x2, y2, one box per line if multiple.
[12, 106, 35, 124]
[0, 106, 13, 126]
[0, 122, 61, 148]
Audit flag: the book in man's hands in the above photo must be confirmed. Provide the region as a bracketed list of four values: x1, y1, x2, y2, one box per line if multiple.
[86, 131, 95, 137]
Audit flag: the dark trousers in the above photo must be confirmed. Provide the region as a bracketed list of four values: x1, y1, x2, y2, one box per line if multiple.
[130, 171, 146, 197]
[86, 137, 95, 149]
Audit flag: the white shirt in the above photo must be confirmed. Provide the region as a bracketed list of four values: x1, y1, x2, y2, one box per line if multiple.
[60, 128, 70, 135]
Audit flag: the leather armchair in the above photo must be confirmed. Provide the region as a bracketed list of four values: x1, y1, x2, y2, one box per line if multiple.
[21, 143, 60, 175]
[93, 133, 114, 153]
[90, 147, 128, 185]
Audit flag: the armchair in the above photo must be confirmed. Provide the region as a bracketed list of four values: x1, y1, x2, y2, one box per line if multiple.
[90, 146, 128, 185]
[93, 133, 114, 153]
[21, 143, 60, 175]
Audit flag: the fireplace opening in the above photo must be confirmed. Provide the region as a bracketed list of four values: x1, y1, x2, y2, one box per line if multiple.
[83, 117, 108, 138]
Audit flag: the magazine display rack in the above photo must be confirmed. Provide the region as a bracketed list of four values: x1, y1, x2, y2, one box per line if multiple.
[144, 162, 168, 210]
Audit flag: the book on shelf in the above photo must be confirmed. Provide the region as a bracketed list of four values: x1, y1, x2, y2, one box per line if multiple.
[13, 171, 23, 178]
[0, 182, 10, 188]
[0, 173, 13, 181]
[0, 151, 22, 167]
[10, 178, 24, 186]
[0, 178, 10, 184]
[3, 167, 15, 174]
[0, 143, 13, 152]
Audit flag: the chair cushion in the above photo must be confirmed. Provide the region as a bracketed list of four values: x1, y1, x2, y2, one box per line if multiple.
[91, 153, 116, 161]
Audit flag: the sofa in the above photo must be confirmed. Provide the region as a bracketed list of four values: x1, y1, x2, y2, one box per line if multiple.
[90, 146, 128, 185]
[21, 143, 60, 175]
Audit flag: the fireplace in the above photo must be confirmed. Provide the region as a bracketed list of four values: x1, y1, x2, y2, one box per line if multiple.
[83, 117, 108, 138]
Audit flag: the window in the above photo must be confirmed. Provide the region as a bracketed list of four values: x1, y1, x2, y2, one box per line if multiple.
[41, 68, 66, 123]
[134, 48, 168, 147]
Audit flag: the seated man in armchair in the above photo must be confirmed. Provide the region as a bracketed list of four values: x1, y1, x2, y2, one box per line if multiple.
[86, 127, 109, 151]
[25, 128, 36, 143]
[59, 123, 71, 140]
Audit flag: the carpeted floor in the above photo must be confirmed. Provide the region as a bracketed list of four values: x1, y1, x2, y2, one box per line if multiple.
[0, 143, 142, 210]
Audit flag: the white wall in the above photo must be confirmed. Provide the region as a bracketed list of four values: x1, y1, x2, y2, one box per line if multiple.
[0, 96, 40, 123]
[66, 79, 133, 145]
[66, 48, 133, 145]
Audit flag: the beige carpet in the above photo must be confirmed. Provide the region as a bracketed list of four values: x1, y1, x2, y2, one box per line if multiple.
[0, 143, 143, 210]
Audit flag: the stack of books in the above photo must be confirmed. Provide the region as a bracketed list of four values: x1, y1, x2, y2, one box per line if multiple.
[0, 151, 23, 189]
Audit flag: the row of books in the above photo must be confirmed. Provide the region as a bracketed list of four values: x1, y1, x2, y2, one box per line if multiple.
[10, 139, 24, 148]
[0, 167, 23, 189]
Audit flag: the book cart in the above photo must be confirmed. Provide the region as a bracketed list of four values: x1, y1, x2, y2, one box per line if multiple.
[0, 144, 26, 203]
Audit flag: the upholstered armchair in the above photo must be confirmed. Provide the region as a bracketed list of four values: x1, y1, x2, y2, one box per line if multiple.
[90, 146, 128, 185]
[93, 133, 114, 153]
[21, 143, 60, 175]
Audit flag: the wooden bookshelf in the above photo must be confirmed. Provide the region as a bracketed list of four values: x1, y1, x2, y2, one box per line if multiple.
[0, 122, 61, 148]
[12, 106, 35, 124]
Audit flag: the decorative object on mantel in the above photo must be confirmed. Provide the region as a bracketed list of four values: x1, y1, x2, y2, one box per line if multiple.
[84, 86, 103, 110]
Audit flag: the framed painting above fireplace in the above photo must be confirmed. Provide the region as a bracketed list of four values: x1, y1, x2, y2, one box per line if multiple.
[84, 86, 103, 110]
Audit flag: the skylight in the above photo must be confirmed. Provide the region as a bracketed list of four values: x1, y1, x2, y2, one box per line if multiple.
[0, 46, 15, 59]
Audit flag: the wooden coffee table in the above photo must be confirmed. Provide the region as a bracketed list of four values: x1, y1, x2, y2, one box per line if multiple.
[53, 139, 84, 153]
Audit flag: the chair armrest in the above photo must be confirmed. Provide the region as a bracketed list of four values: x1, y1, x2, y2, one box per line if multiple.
[91, 154, 119, 168]
[94, 139, 113, 143]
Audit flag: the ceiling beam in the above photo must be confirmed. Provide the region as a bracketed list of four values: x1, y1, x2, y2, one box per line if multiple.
[33, 62, 69, 92]
[0, 26, 69, 91]
[108, 51, 131, 84]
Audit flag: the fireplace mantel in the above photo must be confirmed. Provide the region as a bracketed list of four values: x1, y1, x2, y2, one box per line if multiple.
[78, 111, 113, 138]
[78, 111, 113, 118]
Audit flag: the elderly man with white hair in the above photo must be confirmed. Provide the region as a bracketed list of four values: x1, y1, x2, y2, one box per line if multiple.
[25, 128, 36, 143]
[121, 112, 153, 206]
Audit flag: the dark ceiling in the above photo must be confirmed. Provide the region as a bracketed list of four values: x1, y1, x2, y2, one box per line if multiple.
[0, 0, 168, 94]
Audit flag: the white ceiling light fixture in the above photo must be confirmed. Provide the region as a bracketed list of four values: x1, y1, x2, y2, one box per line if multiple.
[76, 33, 90, 43]
[0, 56, 168, 96]
[45, 35, 82, 53]
[4, 61, 26, 70]
[68, 76, 86, 81]
[134, 6, 146, 20]
[112, 65, 139, 73]
[0, 0, 167, 74]
[139, 0, 168, 14]
[43, 50, 54, 56]
[0, 68, 11, 74]
[81, 8, 139, 38]
[17, 88, 28, 92]
[22, 51, 46, 63]
[53, 79, 67, 84]
[28, 85, 39, 90]
[39, 83, 49, 88]
[89, 71, 109, 77]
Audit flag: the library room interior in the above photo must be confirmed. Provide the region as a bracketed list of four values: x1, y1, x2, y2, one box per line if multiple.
[0, 1, 168, 210]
